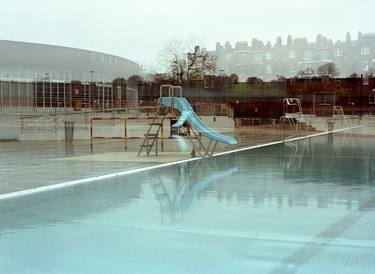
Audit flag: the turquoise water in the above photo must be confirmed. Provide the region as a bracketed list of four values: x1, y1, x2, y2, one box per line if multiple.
[1, 134, 375, 273]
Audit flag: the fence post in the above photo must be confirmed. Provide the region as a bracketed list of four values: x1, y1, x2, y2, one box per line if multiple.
[64, 121, 74, 142]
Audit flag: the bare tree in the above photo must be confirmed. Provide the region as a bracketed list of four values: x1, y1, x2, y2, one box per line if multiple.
[317, 62, 339, 77]
[159, 38, 216, 83]
[296, 67, 315, 78]
[230, 74, 239, 84]
[158, 38, 187, 83]
[246, 76, 263, 86]
[128, 75, 143, 84]
[366, 67, 375, 77]
[186, 46, 216, 80]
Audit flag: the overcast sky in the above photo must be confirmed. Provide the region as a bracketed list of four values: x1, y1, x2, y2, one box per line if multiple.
[0, 0, 374, 69]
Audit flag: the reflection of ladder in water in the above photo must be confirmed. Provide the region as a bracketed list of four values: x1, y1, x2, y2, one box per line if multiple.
[151, 169, 188, 224]
[333, 105, 349, 127]
[280, 98, 305, 131]
[282, 138, 310, 171]
[151, 178, 175, 224]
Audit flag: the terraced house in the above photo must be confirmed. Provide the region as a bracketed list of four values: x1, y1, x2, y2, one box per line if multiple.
[212, 32, 375, 80]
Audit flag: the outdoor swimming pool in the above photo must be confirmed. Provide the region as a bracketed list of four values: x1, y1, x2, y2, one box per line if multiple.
[1, 132, 375, 273]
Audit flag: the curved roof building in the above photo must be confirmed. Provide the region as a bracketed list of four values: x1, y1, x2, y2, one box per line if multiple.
[0, 40, 141, 81]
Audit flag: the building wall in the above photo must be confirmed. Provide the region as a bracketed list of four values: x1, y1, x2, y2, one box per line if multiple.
[0, 40, 141, 111]
[0, 79, 132, 112]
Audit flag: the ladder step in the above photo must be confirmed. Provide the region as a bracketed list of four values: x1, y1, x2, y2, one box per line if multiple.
[146, 133, 158, 137]
[149, 122, 162, 126]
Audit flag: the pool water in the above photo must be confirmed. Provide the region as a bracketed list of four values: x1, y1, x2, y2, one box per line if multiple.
[1, 133, 375, 273]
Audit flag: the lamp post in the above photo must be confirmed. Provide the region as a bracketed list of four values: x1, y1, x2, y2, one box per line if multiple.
[117, 85, 121, 110]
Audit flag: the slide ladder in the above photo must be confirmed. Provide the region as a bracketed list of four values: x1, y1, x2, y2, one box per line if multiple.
[138, 85, 178, 156]
[137, 101, 165, 156]
[280, 98, 305, 131]
[333, 105, 349, 127]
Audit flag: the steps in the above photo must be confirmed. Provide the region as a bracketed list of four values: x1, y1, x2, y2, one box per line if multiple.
[137, 103, 166, 156]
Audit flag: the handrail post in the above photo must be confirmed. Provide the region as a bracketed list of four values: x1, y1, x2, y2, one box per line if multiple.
[159, 84, 173, 98]
[172, 86, 182, 97]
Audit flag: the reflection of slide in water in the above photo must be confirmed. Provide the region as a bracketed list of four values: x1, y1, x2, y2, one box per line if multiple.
[152, 162, 238, 224]
[172, 134, 190, 152]
[180, 167, 238, 210]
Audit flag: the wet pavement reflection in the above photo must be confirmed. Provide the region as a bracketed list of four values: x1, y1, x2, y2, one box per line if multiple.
[0, 132, 375, 273]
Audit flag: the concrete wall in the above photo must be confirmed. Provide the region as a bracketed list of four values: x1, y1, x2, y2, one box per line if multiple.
[201, 116, 235, 133]
[299, 114, 375, 134]
[0, 115, 20, 140]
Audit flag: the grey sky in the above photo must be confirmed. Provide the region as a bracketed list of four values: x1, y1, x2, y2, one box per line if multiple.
[0, 0, 373, 69]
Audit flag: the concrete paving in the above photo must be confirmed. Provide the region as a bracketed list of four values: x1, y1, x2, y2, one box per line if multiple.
[0, 128, 313, 195]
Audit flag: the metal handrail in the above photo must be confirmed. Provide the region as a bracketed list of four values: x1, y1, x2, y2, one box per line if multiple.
[159, 85, 173, 98]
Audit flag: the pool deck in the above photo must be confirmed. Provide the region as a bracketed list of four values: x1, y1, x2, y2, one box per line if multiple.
[0, 128, 324, 195]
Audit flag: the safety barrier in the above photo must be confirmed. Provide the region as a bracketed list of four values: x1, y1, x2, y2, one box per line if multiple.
[90, 116, 196, 151]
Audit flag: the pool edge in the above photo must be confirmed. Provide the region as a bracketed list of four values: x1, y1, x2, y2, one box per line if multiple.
[0, 125, 362, 201]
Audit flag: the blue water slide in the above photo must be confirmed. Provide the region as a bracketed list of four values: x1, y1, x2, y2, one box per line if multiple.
[179, 167, 238, 209]
[172, 110, 190, 127]
[160, 97, 237, 145]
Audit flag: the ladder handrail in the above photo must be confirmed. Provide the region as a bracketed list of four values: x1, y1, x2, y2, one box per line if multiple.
[159, 85, 173, 98]
[159, 85, 183, 98]
[139, 85, 184, 157]
[333, 105, 349, 126]
[282, 97, 305, 131]
[283, 98, 303, 115]
[172, 86, 183, 97]
[138, 99, 169, 156]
